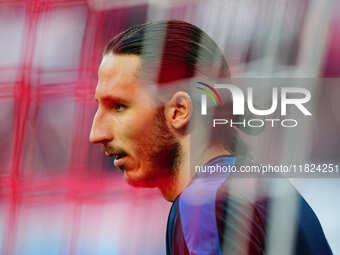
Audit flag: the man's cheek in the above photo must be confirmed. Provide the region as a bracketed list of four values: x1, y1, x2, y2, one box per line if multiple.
[129, 120, 152, 138]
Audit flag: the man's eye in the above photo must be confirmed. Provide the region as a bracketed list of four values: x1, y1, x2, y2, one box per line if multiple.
[114, 103, 126, 112]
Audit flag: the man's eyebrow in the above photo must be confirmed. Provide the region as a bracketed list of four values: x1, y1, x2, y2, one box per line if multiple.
[95, 95, 128, 104]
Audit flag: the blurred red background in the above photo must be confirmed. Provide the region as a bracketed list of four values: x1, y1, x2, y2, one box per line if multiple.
[0, 0, 339, 254]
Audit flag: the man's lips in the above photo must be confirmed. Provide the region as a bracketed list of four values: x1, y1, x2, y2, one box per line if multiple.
[113, 155, 127, 168]
[104, 150, 128, 168]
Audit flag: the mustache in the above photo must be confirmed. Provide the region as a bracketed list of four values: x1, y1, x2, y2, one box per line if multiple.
[103, 145, 126, 156]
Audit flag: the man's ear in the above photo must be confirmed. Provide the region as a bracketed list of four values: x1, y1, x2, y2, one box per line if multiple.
[164, 91, 191, 130]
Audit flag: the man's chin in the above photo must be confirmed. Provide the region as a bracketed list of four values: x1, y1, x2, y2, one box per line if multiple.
[124, 170, 159, 188]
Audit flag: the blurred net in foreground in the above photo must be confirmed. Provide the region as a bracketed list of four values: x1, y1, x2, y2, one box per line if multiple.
[0, 0, 339, 254]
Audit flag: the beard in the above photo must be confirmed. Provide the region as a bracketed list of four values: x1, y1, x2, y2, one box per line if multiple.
[127, 106, 182, 188]
[150, 106, 181, 172]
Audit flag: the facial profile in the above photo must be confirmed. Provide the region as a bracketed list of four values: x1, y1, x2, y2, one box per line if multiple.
[89, 20, 229, 194]
[89, 53, 181, 187]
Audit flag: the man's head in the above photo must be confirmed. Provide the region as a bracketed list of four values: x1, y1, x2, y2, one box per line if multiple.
[89, 20, 231, 187]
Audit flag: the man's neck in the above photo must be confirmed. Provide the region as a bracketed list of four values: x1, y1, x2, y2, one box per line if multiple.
[159, 143, 232, 202]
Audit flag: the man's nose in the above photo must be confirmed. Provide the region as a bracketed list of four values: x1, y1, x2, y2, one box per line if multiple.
[89, 113, 114, 144]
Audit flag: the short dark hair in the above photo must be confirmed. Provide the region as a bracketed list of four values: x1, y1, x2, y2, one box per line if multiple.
[104, 20, 230, 85]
